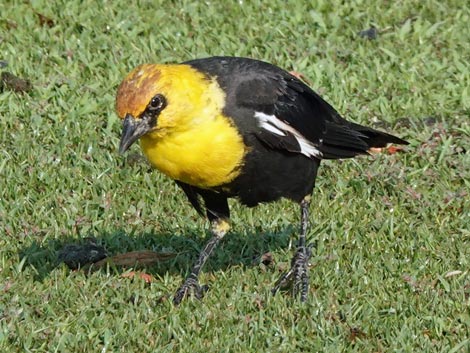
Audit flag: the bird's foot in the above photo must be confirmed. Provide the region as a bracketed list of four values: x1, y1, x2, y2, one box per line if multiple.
[271, 244, 313, 302]
[173, 276, 209, 305]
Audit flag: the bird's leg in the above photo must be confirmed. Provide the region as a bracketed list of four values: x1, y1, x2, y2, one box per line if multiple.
[272, 196, 313, 302]
[173, 218, 230, 305]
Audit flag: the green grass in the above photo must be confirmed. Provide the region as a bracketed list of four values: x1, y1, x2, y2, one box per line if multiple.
[1, 0, 469, 351]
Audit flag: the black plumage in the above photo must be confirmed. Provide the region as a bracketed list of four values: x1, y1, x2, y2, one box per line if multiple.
[181, 56, 407, 211]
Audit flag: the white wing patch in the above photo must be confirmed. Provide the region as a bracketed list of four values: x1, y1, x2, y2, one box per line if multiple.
[254, 111, 323, 159]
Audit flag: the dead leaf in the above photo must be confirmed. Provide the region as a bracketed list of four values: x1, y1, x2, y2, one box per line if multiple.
[368, 147, 383, 154]
[260, 252, 274, 266]
[35, 12, 55, 27]
[253, 296, 264, 309]
[368, 145, 406, 154]
[348, 326, 366, 342]
[386, 145, 406, 154]
[405, 186, 422, 200]
[65, 50, 74, 60]
[2, 281, 13, 293]
[121, 271, 155, 283]
[90, 250, 176, 269]
[289, 71, 311, 85]
[402, 274, 420, 290]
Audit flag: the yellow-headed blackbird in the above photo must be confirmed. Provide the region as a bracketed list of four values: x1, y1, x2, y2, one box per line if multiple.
[116, 56, 408, 304]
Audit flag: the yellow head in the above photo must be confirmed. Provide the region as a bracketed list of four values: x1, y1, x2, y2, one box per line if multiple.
[116, 63, 225, 153]
[115, 63, 246, 188]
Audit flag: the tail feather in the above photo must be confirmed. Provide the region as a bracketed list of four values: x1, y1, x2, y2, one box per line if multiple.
[320, 121, 408, 160]
[349, 122, 409, 148]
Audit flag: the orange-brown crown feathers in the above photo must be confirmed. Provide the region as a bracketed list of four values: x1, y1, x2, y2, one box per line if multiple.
[116, 63, 229, 136]
[116, 64, 164, 119]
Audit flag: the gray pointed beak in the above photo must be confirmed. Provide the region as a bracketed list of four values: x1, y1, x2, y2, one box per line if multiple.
[119, 114, 151, 154]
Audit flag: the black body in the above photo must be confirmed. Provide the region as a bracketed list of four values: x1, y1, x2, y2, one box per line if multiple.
[178, 57, 407, 220]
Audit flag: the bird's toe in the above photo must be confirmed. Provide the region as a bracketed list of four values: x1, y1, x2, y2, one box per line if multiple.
[272, 245, 313, 301]
[173, 277, 208, 305]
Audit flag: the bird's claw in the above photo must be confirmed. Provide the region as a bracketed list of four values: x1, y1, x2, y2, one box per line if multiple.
[173, 276, 209, 305]
[272, 244, 313, 301]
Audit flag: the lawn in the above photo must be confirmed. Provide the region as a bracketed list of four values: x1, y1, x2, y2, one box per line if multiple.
[1, 0, 469, 352]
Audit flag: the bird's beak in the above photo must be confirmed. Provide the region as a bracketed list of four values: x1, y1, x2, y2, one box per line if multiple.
[119, 113, 151, 154]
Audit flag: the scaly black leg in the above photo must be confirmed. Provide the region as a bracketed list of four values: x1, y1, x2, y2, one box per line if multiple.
[272, 196, 313, 302]
[173, 218, 230, 305]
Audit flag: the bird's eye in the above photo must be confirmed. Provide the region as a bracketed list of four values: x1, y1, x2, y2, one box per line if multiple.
[148, 94, 166, 111]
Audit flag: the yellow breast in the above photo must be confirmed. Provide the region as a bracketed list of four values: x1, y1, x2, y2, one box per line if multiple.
[116, 63, 247, 189]
[140, 115, 246, 188]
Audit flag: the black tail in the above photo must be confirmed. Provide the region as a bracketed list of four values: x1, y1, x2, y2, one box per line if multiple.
[319, 121, 408, 160]
[350, 122, 409, 147]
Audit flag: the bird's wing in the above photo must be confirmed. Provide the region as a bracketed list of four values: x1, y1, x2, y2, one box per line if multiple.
[230, 70, 378, 159]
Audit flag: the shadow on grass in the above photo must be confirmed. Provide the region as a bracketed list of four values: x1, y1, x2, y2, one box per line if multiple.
[18, 225, 294, 282]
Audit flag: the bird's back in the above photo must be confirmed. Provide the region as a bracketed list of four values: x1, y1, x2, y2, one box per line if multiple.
[185, 57, 407, 205]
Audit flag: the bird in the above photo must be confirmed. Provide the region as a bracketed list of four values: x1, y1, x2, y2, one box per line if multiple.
[115, 56, 408, 304]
